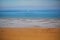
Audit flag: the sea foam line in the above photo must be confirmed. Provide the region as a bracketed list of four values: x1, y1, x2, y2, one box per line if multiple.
[0, 18, 60, 28]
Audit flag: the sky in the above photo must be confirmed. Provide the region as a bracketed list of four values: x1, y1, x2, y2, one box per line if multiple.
[0, 0, 60, 10]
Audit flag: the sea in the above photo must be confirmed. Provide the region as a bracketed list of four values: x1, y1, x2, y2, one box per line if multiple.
[0, 10, 60, 18]
[0, 10, 60, 28]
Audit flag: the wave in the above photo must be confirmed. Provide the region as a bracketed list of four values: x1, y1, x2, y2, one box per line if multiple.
[0, 18, 60, 28]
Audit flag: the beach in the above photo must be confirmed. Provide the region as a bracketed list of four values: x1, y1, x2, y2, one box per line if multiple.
[0, 0, 60, 40]
[0, 18, 60, 40]
[0, 28, 60, 40]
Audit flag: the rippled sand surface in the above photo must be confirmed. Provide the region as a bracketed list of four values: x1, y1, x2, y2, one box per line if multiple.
[0, 28, 60, 40]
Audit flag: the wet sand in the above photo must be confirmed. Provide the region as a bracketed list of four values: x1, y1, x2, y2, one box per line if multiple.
[0, 28, 60, 40]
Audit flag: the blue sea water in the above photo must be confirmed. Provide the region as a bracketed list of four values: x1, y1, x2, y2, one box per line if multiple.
[0, 10, 60, 19]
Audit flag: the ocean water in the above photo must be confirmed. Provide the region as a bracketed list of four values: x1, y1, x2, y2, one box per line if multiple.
[0, 10, 60, 18]
[0, 10, 60, 28]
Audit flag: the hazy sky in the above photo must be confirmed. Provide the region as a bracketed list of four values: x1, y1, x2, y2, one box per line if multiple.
[0, 0, 60, 10]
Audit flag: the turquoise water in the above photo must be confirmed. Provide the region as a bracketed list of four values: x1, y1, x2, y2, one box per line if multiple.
[0, 10, 60, 18]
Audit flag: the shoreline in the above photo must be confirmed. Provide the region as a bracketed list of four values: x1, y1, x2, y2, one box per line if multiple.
[0, 18, 60, 28]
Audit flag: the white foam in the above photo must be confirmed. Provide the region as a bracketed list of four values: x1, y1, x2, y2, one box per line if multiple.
[0, 18, 60, 28]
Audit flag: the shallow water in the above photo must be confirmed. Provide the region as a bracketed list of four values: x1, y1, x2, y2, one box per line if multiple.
[0, 18, 60, 28]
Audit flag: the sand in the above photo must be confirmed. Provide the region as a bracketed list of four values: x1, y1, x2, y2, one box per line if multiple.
[0, 28, 60, 40]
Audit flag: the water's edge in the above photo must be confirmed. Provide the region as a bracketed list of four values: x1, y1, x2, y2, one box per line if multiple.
[0, 18, 60, 28]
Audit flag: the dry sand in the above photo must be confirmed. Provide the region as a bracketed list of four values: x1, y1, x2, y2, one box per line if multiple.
[0, 28, 60, 40]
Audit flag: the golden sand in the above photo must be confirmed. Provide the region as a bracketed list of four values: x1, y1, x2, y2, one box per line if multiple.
[0, 28, 60, 40]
